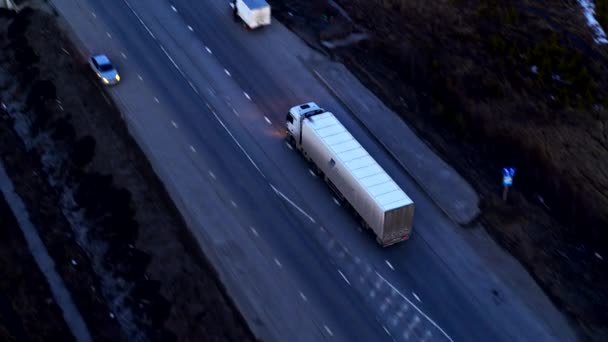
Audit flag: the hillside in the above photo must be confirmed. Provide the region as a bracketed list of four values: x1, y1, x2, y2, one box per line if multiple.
[268, 0, 608, 340]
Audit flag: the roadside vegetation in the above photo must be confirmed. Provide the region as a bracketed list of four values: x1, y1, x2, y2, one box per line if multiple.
[269, 0, 608, 339]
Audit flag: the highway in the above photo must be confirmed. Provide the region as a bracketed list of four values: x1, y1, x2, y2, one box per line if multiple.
[47, 0, 575, 341]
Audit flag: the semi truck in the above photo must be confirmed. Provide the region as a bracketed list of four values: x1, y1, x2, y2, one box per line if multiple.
[230, 0, 271, 30]
[286, 102, 415, 247]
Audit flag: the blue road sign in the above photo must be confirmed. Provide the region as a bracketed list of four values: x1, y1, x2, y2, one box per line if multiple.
[502, 167, 516, 187]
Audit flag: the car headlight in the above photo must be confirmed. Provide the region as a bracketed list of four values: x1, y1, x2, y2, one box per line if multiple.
[103, 78, 109, 84]
[115, 74, 120, 81]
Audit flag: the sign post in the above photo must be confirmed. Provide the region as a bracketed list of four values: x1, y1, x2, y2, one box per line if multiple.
[502, 167, 516, 201]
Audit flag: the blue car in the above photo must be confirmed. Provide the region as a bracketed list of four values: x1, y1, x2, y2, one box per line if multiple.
[89, 54, 120, 85]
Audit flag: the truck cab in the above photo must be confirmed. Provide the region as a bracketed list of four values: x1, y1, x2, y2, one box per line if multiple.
[286, 102, 324, 149]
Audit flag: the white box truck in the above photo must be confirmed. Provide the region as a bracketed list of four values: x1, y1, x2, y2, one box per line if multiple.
[231, 0, 271, 29]
[286, 102, 415, 247]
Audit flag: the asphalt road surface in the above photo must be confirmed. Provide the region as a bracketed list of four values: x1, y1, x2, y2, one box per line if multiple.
[47, 0, 575, 341]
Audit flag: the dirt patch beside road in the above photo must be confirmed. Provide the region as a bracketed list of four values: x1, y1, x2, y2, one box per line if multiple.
[0, 7, 254, 341]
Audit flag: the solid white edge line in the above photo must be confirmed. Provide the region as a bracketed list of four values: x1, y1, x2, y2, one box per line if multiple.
[270, 184, 316, 223]
[210, 111, 265, 178]
[122, 0, 156, 39]
[375, 271, 453, 341]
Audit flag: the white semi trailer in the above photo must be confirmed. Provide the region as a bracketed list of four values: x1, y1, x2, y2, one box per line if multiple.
[286, 102, 414, 247]
[230, 0, 271, 30]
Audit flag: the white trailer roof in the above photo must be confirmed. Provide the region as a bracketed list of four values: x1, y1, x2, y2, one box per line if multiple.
[308, 112, 413, 211]
[242, 0, 269, 9]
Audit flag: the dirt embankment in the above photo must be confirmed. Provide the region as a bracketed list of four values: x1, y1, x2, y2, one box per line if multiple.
[0, 7, 254, 341]
[0, 189, 75, 342]
[268, 0, 608, 340]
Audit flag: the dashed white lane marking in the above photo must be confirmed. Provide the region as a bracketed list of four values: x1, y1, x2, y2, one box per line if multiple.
[230, 200, 238, 208]
[338, 270, 350, 286]
[171, 5, 177, 12]
[274, 258, 282, 268]
[91, 12, 96, 18]
[323, 325, 333, 336]
[123, 0, 267, 184]
[244, 92, 251, 100]
[299, 291, 308, 302]
[308, 169, 316, 177]
[412, 292, 421, 303]
[333, 197, 340, 206]
[137, 74, 143, 81]
[383, 325, 391, 336]
[285, 142, 293, 150]
[375, 271, 453, 341]
[250, 227, 258, 237]
[385, 260, 395, 271]
[232, 108, 240, 117]
[154, 97, 159, 103]
[106, 32, 112, 38]
[224, 69, 231, 76]
[208, 171, 216, 180]
[187, 25, 193, 31]
[205, 46, 212, 54]
[171, 120, 178, 128]
[264, 116, 272, 125]
[121, 52, 127, 59]
[189, 145, 196, 153]
[270, 185, 316, 223]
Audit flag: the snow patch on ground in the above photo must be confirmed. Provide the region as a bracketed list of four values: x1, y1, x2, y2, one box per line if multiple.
[578, 0, 608, 44]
